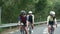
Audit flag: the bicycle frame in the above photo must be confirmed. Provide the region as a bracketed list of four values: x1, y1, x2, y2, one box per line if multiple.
[50, 25, 54, 34]
[28, 24, 32, 34]
[20, 25, 26, 34]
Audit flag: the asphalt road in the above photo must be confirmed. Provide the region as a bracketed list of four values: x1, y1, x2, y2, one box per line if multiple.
[8, 22, 60, 34]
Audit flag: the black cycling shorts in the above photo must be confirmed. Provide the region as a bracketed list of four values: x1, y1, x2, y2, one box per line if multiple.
[21, 22, 27, 27]
[28, 21, 33, 24]
[49, 21, 55, 25]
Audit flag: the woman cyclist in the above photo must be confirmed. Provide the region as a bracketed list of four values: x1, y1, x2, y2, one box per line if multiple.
[47, 11, 57, 34]
[18, 10, 28, 34]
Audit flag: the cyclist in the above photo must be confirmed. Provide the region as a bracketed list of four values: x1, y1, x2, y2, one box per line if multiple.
[18, 10, 28, 34]
[27, 11, 34, 33]
[47, 11, 57, 34]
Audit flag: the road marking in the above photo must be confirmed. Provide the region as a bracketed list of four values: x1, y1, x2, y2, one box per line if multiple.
[9, 31, 15, 33]
[9, 30, 19, 34]
[14, 29, 19, 32]
[43, 28, 48, 34]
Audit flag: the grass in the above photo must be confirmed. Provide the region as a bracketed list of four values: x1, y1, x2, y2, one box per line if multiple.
[0, 28, 8, 34]
[0, 28, 4, 33]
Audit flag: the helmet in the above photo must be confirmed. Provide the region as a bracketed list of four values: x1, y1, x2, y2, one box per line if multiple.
[50, 11, 55, 15]
[20, 10, 26, 15]
[29, 11, 32, 14]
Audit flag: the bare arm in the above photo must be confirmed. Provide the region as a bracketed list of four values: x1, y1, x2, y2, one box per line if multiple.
[18, 21, 21, 25]
[55, 18, 57, 27]
[18, 16, 21, 29]
[26, 15, 29, 27]
[32, 15, 34, 24]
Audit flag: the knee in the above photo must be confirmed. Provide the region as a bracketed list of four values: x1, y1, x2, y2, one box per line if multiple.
[48, 26, 51, 29]
[25, 27, 28, 31]
[53, 26, 56, 30]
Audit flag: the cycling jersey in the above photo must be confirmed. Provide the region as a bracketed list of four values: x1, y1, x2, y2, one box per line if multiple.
[18, 16, 27, 26]
[47, 15, 57, 25]
[27, 15, 34, 23]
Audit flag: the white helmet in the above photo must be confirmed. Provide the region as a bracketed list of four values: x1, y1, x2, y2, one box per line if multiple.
[50, 11, 55, 15]
[29, 11, 32, 13]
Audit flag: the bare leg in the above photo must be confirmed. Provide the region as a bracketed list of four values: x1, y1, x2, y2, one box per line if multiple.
[25, 27, 28, 34]
[48, 25, 51, 34]
[32, 24, 34, 29]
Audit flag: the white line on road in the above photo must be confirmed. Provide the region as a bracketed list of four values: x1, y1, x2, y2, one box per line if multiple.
[15, 30, 19, 32]
[43, 28, 48, 34]
[9, 31, 15, 33]
[9, 30, 19, 34]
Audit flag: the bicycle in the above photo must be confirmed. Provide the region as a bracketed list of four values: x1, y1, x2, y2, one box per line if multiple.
[20, 23, 26, 34]
[28, 24, 32, 34]
[50, 25, 54, 34]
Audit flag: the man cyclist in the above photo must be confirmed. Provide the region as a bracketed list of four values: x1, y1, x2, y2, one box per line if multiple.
[18, 10, 28, 34]
[27, 11, 34, 33]
[47, 11, 57, 34]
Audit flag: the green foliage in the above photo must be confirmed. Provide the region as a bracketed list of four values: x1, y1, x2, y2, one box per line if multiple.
[1, 0, 60, 23]
[54, 2, 60, 19]
[0, 28, 4, 33]
[35, 0, 47, 11]
[1, 0, 35, 23]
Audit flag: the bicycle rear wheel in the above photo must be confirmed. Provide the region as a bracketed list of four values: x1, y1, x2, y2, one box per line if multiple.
[50, 31, 54, 34]
[50, 25, 54, 34]
[29, 27, 32, 34]
[29, 24, 32, 34]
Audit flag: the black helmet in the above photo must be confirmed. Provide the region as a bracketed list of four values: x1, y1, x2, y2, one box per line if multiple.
[20, 10, 26, 15]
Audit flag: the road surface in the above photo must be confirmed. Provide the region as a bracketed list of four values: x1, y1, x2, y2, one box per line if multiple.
[8, 22, 60, 34]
